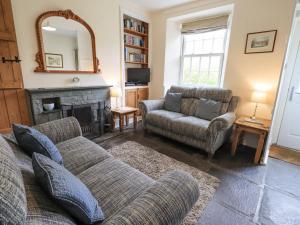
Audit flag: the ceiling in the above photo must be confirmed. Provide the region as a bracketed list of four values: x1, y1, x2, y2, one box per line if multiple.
[129, 0, 197, 11]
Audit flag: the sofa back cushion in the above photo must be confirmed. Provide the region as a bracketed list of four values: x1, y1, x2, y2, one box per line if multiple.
[169, 86, 233, 116]
[164, 92, 182, 113]
[0, 135, 27, 225]
[195, 98, 223, 120]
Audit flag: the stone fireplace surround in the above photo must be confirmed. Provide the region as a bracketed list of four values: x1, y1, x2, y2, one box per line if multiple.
[26, 86, 111, 137]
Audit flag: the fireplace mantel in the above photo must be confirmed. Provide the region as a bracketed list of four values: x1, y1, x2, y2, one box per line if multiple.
[26, 85, 112, 94]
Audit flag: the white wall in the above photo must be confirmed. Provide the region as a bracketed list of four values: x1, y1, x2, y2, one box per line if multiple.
[43, 31, 77, 70]
[11, 0, 150, 89]
[150, 0, 296, 120]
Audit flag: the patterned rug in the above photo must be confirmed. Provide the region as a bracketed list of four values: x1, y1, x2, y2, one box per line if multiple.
[107, 141, 220, 225]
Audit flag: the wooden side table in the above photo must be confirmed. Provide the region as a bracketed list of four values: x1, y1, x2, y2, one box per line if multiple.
[111, 107, 138, 132]
[231, 116, 271, 164]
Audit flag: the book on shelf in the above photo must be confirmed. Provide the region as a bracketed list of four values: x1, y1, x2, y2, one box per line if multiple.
[124, 34, 145, 47]
[124, 18, 146, 34]
[124, 47, 146, 63]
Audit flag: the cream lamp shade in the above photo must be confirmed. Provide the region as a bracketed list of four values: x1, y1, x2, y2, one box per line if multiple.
[110, 87, 122, 98]
[251, 91, 267, 104]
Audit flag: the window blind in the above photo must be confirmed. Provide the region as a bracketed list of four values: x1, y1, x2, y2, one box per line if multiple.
[181, 15, 229, 33]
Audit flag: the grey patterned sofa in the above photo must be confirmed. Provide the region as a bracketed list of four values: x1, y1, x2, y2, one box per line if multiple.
[140, 86, 239, 158]
[0, 117, 199, 225]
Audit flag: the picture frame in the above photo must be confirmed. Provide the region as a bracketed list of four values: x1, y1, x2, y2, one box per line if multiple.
[45, 53, 64, 68]
[245, 30, 277, 54]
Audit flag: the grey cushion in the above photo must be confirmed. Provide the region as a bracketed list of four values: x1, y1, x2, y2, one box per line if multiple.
[195, 98, 222, 120]
[13, 124, 63, 165]
[146, 110, 185, 130]
[0, 135, 27, 225]
[56, 136, 112, 175]
[32, 153, 104, 224]
[164, 92, 182, 113]
[171, 116, 209, 140]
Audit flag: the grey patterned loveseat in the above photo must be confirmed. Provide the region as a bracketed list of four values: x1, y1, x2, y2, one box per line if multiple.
[140, 86, 239, 158]
[0, 117, 199, 225]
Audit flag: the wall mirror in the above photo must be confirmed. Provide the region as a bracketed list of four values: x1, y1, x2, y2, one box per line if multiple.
[35, 10, 100, 74]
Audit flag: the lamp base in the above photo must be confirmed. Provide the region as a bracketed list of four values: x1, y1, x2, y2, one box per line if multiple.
[244, 117, 264, 125]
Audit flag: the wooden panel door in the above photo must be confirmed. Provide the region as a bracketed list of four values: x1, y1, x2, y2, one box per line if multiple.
[0, 0, 29, 133]
[125, 89, 138, 108]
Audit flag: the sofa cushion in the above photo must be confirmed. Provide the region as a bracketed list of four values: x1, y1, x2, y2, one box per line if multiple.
[195, 98, 222, 120]
[78, 157, 154, 221]
[23, 169, 76, 225]
[164, 92, 182, 113]
[180, 98, 198, 115]
[0, 136, 27, 225]
[146, 110, 185, 130]
[171, 116, 210, 140]
[32, 153, 104, 224]
[13, 124, 63, 165]
[56, 136, 112, 175]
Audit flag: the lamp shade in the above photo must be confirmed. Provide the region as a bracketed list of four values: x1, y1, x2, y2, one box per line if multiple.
[110, 87, 122, 98]
[251, 91, 267, 104]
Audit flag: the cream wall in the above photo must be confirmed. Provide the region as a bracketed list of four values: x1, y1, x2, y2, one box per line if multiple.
[150, 0, 296, 120]
[11, 0, 150, 89]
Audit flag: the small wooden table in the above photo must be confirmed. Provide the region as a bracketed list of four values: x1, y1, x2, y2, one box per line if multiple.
[111, 107, 138, 132]
[231, 116, 271, 164]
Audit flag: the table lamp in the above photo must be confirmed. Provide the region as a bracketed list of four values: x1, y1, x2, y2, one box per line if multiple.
[110, 87, 122, 109]
[245, 90, 267, 124]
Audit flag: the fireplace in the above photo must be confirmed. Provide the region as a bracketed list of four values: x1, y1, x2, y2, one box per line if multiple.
[26, 86, 111, 137]
[62, 102, 104, 137]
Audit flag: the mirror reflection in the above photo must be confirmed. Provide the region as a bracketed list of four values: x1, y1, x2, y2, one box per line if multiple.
[42, 16, 93, 71]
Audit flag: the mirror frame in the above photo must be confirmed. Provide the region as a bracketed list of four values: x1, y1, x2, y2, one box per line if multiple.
[34, 9, 100, 74]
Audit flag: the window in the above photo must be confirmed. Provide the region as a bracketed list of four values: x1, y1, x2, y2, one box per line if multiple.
[181, 28, 227, 86]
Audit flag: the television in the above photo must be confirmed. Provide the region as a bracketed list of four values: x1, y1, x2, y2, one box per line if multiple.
[127, 68, 150, 85]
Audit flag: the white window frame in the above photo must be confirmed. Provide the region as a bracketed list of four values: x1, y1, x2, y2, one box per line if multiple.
[179, 28, 228, 87]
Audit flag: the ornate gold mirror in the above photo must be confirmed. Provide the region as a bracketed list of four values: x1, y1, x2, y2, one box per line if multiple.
[35, 10, 100, 74]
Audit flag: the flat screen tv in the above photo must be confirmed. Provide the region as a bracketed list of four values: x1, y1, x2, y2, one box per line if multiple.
[127, 68, 150, 84]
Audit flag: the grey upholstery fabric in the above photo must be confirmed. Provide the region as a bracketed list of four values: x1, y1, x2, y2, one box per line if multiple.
[172, 116, 209, 140]
[0, 135, 27, 225]
[78, 157, 154, 221]
[146, 110, 185, 130]
[32, 153, 104, 224]
[140, 86, 239, 156]
[57, 136, 112, 175]
[1, 117, 200, 225]
[13, 124, 63, 165]
[164, 92, 182, 112]
[104, 170, 199, 225]
[194, 98, 222, 121]
[34, 117, 82, 145]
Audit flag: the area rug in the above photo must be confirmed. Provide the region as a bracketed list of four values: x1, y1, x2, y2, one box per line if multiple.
[107, 141, 220, 225]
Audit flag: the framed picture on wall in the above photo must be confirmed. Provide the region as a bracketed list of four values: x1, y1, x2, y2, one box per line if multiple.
[245, 30, 277, 54]
[45, 53, 63, 68]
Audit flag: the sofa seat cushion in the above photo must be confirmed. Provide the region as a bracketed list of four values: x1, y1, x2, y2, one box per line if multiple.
[56, 136, 111, 175]
[171, 116, 210, 140]
[78, 157, 154, 221]
[146, 110, 186, 130]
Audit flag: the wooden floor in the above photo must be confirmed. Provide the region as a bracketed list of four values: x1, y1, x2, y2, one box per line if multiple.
[269, 145, 300, 166]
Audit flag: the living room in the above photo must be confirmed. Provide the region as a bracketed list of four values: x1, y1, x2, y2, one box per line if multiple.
[0, 0, 300, 225]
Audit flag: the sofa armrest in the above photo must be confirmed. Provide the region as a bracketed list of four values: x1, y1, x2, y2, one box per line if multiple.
[139, 99, 165, 114]
[104, 170, 199, 225]
[208, 112, 236, 133]
[33, 117, 82, 144]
